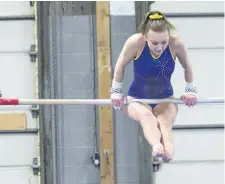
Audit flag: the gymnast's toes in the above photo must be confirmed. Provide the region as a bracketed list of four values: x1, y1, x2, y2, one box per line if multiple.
[152, 143, 164, 158]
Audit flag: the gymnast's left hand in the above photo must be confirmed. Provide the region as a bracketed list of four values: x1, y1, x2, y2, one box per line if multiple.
[180, 94, 197, 107]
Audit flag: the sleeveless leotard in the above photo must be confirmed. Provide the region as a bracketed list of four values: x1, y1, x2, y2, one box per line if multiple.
[127, 42, 176, 108]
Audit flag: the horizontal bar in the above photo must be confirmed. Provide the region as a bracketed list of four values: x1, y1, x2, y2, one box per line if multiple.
[0, 97, 224, 105]
[0, 50, 30, 54]
[173, 124, 224, 130]
[164, 159, 224, 165]
[0, 164, 32, 168]
[0, 129, 38, 134]
[165, 12, 224, 18]
[187, 47, 224, 50]
[0, 15, 35, 21]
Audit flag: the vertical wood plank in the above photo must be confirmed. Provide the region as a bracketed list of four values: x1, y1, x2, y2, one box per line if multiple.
[96, 2, 115, 184]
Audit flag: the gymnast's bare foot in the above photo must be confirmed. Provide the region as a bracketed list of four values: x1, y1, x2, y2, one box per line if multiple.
[162, 149, 174, 163]
[152, 143, 164, 158]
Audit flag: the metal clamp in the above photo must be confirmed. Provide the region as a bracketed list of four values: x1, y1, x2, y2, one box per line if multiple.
[29, 44, 37, 62]
[31, 158, 40, 175]
[30, 1, 35, 6]
[30, 105, 39, 118]
[152, 157, 161, 172]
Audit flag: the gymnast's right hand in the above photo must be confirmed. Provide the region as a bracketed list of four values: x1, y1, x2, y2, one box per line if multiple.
[110, 80, 124, 110]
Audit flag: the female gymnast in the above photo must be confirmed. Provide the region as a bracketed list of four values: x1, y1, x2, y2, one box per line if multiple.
[110, 11, 198, 162]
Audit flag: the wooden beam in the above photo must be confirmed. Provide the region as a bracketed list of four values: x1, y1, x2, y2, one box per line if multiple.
[96, 2, 115, 184]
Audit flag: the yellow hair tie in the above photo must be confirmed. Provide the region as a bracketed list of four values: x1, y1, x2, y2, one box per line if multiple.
[149, 13, 163, 20]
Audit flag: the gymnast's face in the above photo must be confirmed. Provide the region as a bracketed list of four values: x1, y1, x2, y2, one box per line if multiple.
[145, 29, 170, 57]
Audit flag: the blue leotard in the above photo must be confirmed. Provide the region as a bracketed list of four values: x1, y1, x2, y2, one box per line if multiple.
[127, 42, 176, 108]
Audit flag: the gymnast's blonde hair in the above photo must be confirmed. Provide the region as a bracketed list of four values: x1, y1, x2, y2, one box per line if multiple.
[138, 10, 176, 35]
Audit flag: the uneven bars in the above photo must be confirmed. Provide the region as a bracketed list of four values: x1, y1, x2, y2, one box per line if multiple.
[0, 97, 224, 105]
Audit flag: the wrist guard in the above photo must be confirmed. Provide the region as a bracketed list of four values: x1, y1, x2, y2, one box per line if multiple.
[110, 80, 123, 94]
[185, 82, 197, 96]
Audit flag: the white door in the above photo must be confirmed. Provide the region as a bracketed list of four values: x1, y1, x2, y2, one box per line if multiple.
[0, 2, 38, 184]
[151, 2, 224, 184]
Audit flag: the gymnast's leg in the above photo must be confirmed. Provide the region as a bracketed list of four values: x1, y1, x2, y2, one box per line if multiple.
[123, 96, 164, 157]
[153, 101, 178, 162]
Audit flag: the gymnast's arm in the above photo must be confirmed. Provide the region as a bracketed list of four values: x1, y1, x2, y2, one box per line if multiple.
[174, 37, 194, 83]
[113, 35, 139, 83]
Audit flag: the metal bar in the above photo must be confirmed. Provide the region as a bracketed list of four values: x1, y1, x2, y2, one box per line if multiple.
[165, 12, 224, 18]
[0, 129, 38, 134]
[173, 124, 224, 130]
[0, 164, 32, 168]
[0, 97, 223, 105]
[0, 15, 35, 21]
[37, 2, 50, 184]
[187, 47, 224, 50]
[37, 1, 45, 184]
[163, 159, 224, 165]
